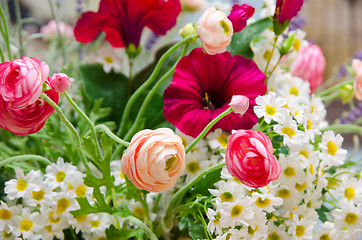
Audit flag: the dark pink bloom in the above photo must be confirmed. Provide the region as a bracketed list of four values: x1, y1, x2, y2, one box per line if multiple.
[74, 0, 181, 48]
[225, 130, 281, 188]
[274, 0, 304, 24]
[227, 4, 255, 32]
[163, 48, 266, 138]
[50, 73, 71, 93]
[0, 79, 59, 135]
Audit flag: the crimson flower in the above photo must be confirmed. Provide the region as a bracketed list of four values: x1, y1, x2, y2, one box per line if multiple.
[163, 48, 266, 138]
[228, 4, 255, 32]
[74, 0, 181, 49]
[274, 0, 304, 25]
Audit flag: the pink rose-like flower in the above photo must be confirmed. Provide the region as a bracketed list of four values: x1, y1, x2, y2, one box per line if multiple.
[290, 44, 326, 92]
[40, 20, 73, 40]
[229, 95, 249, 115]
[50, 73, 71, 93]
[225, 130, 281, 188]
[121, 128, 185, 192]
[197, 7, 233, 55]
[227, 4, 255, 32]
[0, 57, 49, 110]
[274, 0, 304, 25]
[0, 79, 59, 135]
[352, 59, 362, 100]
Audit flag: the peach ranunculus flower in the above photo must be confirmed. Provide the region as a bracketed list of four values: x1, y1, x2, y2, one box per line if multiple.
[225, 130, 281, 188]
[197, 7, 233, 55]
[352, 59, 362, 101]
[0, 57, 49, 110]
[121, 128, 186, 192]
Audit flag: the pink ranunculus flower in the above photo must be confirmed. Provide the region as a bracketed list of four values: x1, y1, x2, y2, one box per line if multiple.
[0, 79, 59, 135]
[40, 20, 73, 40]
[290, 44, 326, 92]
[50, 73, 71, 93]
[274, 0, 304, 25]
[227, 4, 255, 33]
[352, 59, 362, 101]
[121, 128, 185, 193]
[225, 130, 281, 188]
[197, 7, 233, 55]
[0, 57, 49, 110]
[229, 95, 249, 115]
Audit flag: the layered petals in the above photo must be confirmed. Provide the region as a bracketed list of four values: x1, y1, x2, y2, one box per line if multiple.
[163, 48, 266, 138]
[74, 0, 181, 48]
[274, 0, 304, 24]
[227, 4, 255, 32]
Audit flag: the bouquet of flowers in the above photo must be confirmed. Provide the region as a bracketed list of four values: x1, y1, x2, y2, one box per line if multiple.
[0, 0, 362, 239]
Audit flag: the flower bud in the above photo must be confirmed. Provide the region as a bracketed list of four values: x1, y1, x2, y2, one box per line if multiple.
[50, 73, 71, 93]
[339, 84, 354, 103]
[229, 95, 249, 115]
[179, 23, 197, 39]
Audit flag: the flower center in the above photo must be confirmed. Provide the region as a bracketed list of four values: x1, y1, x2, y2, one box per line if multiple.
[220, 20, 230, 35]
[75, 184, 87, 198]
[32, 190, 45, 201]
[104, 56, 113, 64]
[247, 225, 258, 235]
[255, 197, 271, 208]
[220, 192, 233, 202]
[283, 167, 296, 177]
[320, 234, 331, 240]
[295, 225, 305, 236]
[277, 189, 290, 198]
[213, 212, 221, 225]
[0, 209, 12, 220]
[344, 213, 358, 225]
[133, 207, 146, 219]
[56, 198, 70, 215]
[265, 105, 276, 116]
[344, 187, 355, 200]
[299, 150, 309, 159]
[290, 87, 299, 96]
[76, 215, 87, 223]
[165, 156, 177, 171]
[327, 141, 337, 155]
[16, 179, 27, 191]
[90, 220, 101, 228]
[293, 39, 301, 51]
[268, 232, 281, 240]
[20, 219, 33, 232]
[230, 204, 243, 217]
[187, 162, 200, 174]
[56, 171, 66, 182]
[307, 120, 312, 130]
[281, 127, 295, 138]
[203, 92, 215, 110]
[295, 182, 307, 192]
[217, 134, 228, 147]
[48, 211, 60, 223]
[45, 225, 53, 233]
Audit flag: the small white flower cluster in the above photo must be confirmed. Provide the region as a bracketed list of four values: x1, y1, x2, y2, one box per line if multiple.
[0, 158, 114, 240]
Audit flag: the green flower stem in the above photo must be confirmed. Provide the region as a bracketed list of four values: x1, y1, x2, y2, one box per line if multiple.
[15, 0, 24, 57]
[0, 155, 51, 169]
[321, 92, 340, 102]
[48, 0, 67, 64]
[111, 188, 121, 229]
[64, 91, 102, 158]
[265, 55, 282, 83]
[95, 124, 130, 147]
[321, 124, 362, 135]
[116, 34, 198, 137]
[0, 5, 12, 60]
[264, 36, 277, 74]
[316, 79, 354, 97]
[0, 42, 5, 61]
[40, 93, 91, 172]
[123, 216, 158, 240]
[185, 107, 233, 154]
[163, 162, 226, 229]
[128, 59, 134, 97]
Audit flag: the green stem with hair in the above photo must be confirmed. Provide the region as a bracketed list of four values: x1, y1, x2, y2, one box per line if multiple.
[123, 216, 158, 240]
[321, 124, 362, 135]
[264, 36, 278, 74]
[15, 0, 24, 57]
[0, 5, 12, 60]
[316, 79, 354, 97]
[94, 124, 129, 147]
[0, 155, 51, 168]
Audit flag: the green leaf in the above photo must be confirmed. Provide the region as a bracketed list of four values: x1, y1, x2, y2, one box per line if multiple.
[228, 18, 273, 59]
[82, 136, 99, 163]
[89, 98, 113, 123]
[279, 32, 295, 56]
[106, 225, 144, 240]
[273, 18, 290, 36]
[179, 216, 205, 240]
[316, 205, 331, 223]
[80, 64, 129, 124]
[190, 168, 222, 196]
[125, 176, 145, 202]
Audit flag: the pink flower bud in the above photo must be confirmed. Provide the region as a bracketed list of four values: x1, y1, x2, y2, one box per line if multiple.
[229, 95, 249, 115]
[225, 130, 281, 188]
[121, 128, 185, 192]
[50, 73, 71, 93]
[290, 44, 326, 92]
[352, 59, 362, 101]
[197, 7, 233, 55]
[227, 4, 255, 33]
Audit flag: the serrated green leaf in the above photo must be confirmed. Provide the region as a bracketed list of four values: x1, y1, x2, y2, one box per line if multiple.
[316, 205, 331, 223]
[125, 177, 145, 202]
[89, 98, 113, 123]
[179, 216, 205, 240]
[228, 18, 273, 59]
[106, 225, 144, 240]
[82, 136, 99, 162]
[83, 171, 106, 187]
[173, 204, 197, 219]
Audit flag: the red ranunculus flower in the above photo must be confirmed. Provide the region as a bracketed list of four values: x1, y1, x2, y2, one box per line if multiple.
[274, 0, 304, 25]
[163, 48, 266, 138]
[0, 79, 59, 135]
[74, 0, 181, 49]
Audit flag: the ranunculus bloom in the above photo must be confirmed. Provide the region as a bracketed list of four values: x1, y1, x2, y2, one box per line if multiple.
[290, 44, 326, 92]
[197, 7, 233, 55]
[0, 57, 49, 110]
[40, 20, 73, 40]
[0, 79, 59, 135]
[73, 0, 181, 49]
[229, 95, 249, 115]
[225, 130, 281, 188]
[274, 0, 304, 24]
[227, 4, 255, 33]
[121, 128, 185, 192]
[352, 59, 362, 101]
[163, 48, 266, 138]
[50, 73, 71, 93]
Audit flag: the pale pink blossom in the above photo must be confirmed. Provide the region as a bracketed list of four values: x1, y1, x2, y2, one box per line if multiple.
[352, 59, 362, 101]
[0, 57, 49, 110]
[290, 44, 326, 92]
[229, 95, 249, 115]
[180, 0, 205, 11]
[50, 73, 71, 93]
[197, 7, 233, 55]
[40, 20, 73, 40]
[121, 128, 185, 192]
[225, 130, 281, 188]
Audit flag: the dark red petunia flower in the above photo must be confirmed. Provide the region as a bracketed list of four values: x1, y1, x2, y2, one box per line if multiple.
[274, 0, 304, 25]
[163, 48, 266, 138]
[74, 0, 181, 48]
[227, 4, 255, 33]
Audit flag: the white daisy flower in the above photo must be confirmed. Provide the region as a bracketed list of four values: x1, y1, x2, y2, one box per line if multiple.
[110, 160, 126, 186]
[273, 115, 306, 145]
[206, 207, 223, 236]
[92, 46, 124, 74]
[221, 228, 248, 240]
[51, 192, 80, 220]
[289, 204, 319, 222]
[87, 212, 115, 236]
[207, 128, 230, 149]
[219, 197, 254, 228]
[287, 216, 314, 240]
[319, 131, 347, 167]
[5, 168, 42, 200]
[243, 210, 267, 240]
[254, 91, 288, 123]
[333, 175, 362, 205]
[278, 154, 307, 189]
[267, 221, 292, 240]
[0, 201, 20, 232]
[38, 223, 65, 240]
[252, 192, 283, 213]
[16, 207, 45, 240]
[308, 95, 327, 120]
[23, 181, 57, 209]
[283, 98, 305, 124]
[210, 180, 245, 203]
[332, 202, 362, 232]
[275, 185, 301, 211]
[40, 208, 69, 232]
[278, 74, 311, 103]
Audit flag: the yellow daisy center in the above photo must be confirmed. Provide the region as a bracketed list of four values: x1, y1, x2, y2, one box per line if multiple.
[344, 213, 358, 225]
[327, 141, 337, 155]
[187, 162, 200, 174]
[281, 127, 295, 138]
[220, 192, 233, 202]
[16, 179, 27, 191]
[56, 171, 66, 182]
[0, 209, 12, 220]
[20, 219, 33, 232]
[344, 187, 355, 200]
[230, 204, 243, 218]
[265, 105, 276, 116]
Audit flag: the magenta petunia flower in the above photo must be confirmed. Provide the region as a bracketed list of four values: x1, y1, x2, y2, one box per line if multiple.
[163, 48, 266, 138]
[73, 0, 181, 49]
[274, 0, 304, 25]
